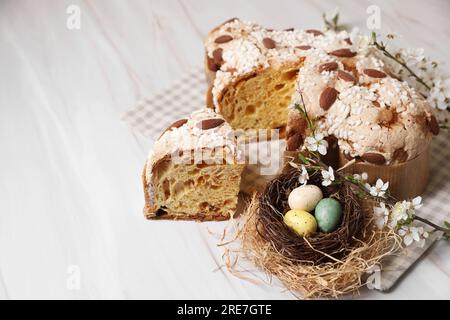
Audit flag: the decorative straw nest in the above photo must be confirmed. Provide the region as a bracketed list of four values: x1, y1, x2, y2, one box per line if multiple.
[228, 167, 401, 298]
[257, 167, 364, 263]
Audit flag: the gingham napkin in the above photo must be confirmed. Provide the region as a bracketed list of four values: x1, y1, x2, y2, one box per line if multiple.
[122, 67, 206, 137]
[123, 66, 450, 292]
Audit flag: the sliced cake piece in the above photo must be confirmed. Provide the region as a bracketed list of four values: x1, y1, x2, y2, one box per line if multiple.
[204, 19, 312, 133]
[204, 19, 306, 133]
[143, 109, 244, 221]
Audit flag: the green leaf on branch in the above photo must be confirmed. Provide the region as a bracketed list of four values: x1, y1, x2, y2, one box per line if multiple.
[294, 102, 316, 133]
[322, 12, 344, 31]
[298, 153, 311, 165]
[355, 191, 368, 200]
[344, 175, 358, 184]
[371, 31, 377, 43]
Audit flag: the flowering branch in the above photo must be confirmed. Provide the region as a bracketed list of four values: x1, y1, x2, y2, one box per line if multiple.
[292, 98, 450, 246]
[324, 10, 450, 114]
[370, 32, 431, 90]
[370, 32, 450, 114]
[302, 11, 450, 242]
[296, 152, 450, 239]
[414, 215, 450, 234]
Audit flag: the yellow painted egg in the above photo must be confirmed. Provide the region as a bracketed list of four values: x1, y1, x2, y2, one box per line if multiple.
[283, 209, 317, 237]
[288, 185, 323, 211]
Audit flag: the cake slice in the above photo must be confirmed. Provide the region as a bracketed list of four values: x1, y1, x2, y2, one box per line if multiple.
[143, 109, 244, 221]
[204, 18, 307, 134]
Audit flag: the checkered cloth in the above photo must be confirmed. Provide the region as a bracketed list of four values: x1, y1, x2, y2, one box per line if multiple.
[379, 135, 449, 290]
[122, 67, 206, 138]
[123, 66, 450, 292]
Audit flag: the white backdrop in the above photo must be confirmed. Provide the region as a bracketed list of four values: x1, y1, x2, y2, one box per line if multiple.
[0, 0, 449, 299]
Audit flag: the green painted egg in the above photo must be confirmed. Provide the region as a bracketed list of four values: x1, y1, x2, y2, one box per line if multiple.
[314, 198, 343, 233]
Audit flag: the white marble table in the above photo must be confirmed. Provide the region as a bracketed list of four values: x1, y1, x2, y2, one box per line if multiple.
[0, 0, 449, 299]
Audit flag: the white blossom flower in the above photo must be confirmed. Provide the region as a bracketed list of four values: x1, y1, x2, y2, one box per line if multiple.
[397, 196, 422, 218]
[389, 201, 410, 228]
[413, 60, 439, 87]
[417, 227, 429, 248]
[349, 27, 371, 52]
[428, 87, 447, 110]
[411, 196, 423, 210]
[304, 133, 328, 155]
[321, 166, 335, 186]
[298, 165, 309, 185]
[353, 172, 368, 183]
[366, 179, 389, 198]
[398, 226, 419, 246]
[428, 78, 450, 110]
[373, 202, 389, 229]
[391, 47, 437, 86]
[434, 78, 450, 96]
[400, 47, 425, 65]
[398, 226, 429, 247]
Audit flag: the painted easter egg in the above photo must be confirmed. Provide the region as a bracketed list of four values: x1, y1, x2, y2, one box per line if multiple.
[283, 209, 318, 237]
[314, 198, 343, 233]
[288, 185, 323, 212]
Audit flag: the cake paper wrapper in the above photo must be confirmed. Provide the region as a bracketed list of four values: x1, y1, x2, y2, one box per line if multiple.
[339, 145, 430, 200]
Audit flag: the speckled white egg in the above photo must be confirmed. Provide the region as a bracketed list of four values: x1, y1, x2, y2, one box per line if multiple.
[288, 185, 323, 212]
